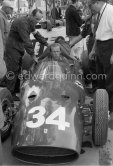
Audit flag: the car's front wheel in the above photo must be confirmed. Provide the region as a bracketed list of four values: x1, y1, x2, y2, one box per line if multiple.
[92, 89, 108, 146]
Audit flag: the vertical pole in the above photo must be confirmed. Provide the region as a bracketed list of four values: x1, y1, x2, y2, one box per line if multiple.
[45, 0, 47, 20]
[18, 0, 20, 14]
[53, 0, 55, 26]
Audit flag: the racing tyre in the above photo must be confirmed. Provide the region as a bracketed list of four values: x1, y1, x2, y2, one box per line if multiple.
[0, 88, 14, 142]
[92, 89, 108, 146]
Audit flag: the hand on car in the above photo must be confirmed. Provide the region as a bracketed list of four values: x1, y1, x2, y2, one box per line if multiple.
[81, 22, 91, 38]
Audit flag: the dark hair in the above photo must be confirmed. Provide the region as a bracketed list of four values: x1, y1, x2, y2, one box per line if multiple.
[71, 0, 77, 4]
[55, 36, 65, 43]
[31, 8, 43, 17]
[90, 0, 107, 3]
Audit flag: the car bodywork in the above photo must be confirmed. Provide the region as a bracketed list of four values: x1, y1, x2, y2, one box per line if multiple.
[11, 43, 86, 164]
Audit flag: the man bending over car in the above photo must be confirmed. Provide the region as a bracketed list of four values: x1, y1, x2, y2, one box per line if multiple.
[0, 8, 48, 101]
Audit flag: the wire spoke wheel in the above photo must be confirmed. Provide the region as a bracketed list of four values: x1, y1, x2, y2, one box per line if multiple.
[0, 88, 14, 142]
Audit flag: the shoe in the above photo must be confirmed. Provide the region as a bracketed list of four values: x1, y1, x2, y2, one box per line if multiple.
[108, 112, 113, 129]
[12, 95, 20, 101]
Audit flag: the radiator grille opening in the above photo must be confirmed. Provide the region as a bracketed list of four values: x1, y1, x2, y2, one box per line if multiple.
[12, 146, 79, 164]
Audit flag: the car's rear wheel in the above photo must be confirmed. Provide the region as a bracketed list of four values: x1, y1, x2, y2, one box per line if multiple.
[0, 88, 14, 142]
[92, 89, 108, 146]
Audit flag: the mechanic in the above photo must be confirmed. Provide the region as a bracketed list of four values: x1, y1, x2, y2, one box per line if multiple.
[0, 0, 13, 48]
[89, 0, 113, 123]
[65, 0, 83, 47]
[0, 8, 48, 101]
[0, 0, 13, 78]
[65, 0, 91, 59]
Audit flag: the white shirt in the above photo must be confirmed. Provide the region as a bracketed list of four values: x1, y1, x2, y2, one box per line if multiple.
[96, 3, 113, 41]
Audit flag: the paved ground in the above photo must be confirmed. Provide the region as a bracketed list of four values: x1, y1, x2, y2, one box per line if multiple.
[1, 26, 113, 165]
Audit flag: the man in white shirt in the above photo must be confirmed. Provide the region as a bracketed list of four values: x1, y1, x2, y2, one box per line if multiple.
[89, 0, 113, 123]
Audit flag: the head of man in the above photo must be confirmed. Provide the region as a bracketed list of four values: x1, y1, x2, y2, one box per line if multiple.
[51, 43, 61, 59]
[2, 0, 13, 15]
[56, 0, 61, 7]
[71, 0, 77, 4]
[31, 8, 43, 22]
[0, 0, 3, 6]
[88, 0, 107, 14]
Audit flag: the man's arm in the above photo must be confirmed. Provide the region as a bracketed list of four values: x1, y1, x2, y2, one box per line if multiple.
[38, 45, 51, 61]
[17, 24, 34, 56]
[89, 39, 97, 60]
[69, 35, 82, 47]
[69, 22, 90, 47]
[108, 11, 113, 64]
[72, 8, 83, 27]
[59, 8, 62, 19]
[32, 30, 48, 46]
[91, 39, 97, 52]
[0, 17, 5, 47]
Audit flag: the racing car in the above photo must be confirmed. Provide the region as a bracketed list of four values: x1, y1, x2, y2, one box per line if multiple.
[0, 37, 108, 164]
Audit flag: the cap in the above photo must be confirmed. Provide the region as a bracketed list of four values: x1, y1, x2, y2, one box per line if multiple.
[2, 0, 14, 9]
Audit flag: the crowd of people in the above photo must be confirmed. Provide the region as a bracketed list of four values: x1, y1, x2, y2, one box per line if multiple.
[0, 0, 113, 135]
[65, 0, 113, 124]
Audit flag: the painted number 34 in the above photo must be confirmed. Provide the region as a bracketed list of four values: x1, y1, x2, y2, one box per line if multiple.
[26, 106, 70, 130]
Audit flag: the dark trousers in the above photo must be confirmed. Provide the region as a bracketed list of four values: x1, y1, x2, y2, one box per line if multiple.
[85, 35, 97, 87]
[0, 48, 23, 95]
[96, 39, 113, 112]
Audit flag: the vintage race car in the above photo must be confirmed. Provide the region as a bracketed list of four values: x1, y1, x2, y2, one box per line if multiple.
[0, 39, 108, 164]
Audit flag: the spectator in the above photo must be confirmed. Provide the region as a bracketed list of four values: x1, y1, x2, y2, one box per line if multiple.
[51, 0, 64, 26]
[0, 0, 13, 48]
[65, 0, 91, 60]
[0, 0, 12, 78]
[76, 1, 84, 17]
[65, 0, 83, 38]
[0, 8, 48, 101]
[89, 0, 113, 122]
